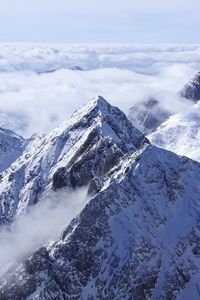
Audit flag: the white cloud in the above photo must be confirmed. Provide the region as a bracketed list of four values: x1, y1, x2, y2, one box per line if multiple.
[0, 187, 88, 276]
[0, 44, 198, 137]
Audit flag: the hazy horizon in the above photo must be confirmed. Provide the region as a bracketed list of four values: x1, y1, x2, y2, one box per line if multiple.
[0, 0, 200, 43]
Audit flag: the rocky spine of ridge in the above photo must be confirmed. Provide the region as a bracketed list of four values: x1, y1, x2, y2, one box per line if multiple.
[1, 144, 200, 299]
[0, 95, 148, 224]
[180, 71, 200, 102]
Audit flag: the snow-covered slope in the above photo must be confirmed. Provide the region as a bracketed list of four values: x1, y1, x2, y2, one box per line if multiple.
[181, 71, 200, 102]
[128, 97, 171, 135]
[0, 95, 148, 224]
[149, 102, 200, 162]
[1, 144, 200, 299]
[1, 97, 200, 299]
[0, 127, 25, 172]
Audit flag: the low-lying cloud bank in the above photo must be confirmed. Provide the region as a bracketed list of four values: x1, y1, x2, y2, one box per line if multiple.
[0, 43, 200, 73]
[0, 44, 199, 137]
[0, 187, 88, 276]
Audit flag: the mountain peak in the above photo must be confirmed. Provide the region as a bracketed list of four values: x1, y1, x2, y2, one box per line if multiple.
[181, 71, 200, 102]
[78, 94, 111, 117]
[79, 94, 113, 117]
[93, 94, 109, 106]
[1, 96, 200, 299]
[0, 96, 148, 223]
[56, 95, 110, 132]
[56, 95, 148, 151]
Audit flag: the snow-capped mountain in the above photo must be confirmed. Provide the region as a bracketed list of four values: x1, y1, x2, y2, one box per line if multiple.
[0, 97, 200, 299]
[1, 144, 200, 299]
[130, 73, 200, 161]
[149, 102, 200, 162]
[128, 71, 200, 136]
[0, 96, 148, 224]
[0, 127, 26, 173]
[180, 71, 200, 102]
[128, 97, 171, 135]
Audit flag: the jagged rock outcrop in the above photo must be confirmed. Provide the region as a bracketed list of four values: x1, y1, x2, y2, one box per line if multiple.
[128, 97, 170, 135]
[0, 95, 148, 224]
[181, 71, 200, 102]
[1, 145, 200, 299]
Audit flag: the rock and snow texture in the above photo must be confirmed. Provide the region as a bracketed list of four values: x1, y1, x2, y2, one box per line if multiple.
[0, 95, 148, 224]
[1, 144, 200, 299]
[133, 73, 200, 161]
[149, 101, 200, 162]
[128, 97, 171, 135]
[0, 98, 200, 299]
[180, 71, 200, 102]
[0, 128, 25, 172]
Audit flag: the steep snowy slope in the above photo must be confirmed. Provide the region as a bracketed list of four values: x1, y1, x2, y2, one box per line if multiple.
[128, 97, 171, 135]
[181, 71, 200, 102]
[149, 102, 200, 162]
[0, 95, 148, 224]
[0, 127, 25, 172]
[1, 145, 200, 299]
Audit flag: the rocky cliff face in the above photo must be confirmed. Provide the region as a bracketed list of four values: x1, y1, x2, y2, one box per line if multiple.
[128, 97, 170, 135]
[0, 95, 148, 224]
[1, 144, 200, 299]
[181, 71, 200, 102]
[0, 97, 200, 299]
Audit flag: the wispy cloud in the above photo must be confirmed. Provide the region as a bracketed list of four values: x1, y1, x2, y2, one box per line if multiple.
[0, 187, 88, 276]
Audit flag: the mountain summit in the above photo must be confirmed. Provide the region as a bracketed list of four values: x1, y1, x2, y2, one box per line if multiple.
[0, 97, 200, 299]
[0, 95, 148, 224]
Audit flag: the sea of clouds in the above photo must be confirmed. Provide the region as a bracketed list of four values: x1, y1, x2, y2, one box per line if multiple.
[0, 43, 200, 137]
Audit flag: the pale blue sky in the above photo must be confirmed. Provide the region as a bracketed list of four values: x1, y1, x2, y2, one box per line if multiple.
[0, 0, 199, 43]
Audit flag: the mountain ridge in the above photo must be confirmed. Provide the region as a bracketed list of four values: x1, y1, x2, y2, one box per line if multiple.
[0, 95, 148, 224]
[0, 97, 200, 299]
[1, 143, 200, 299]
